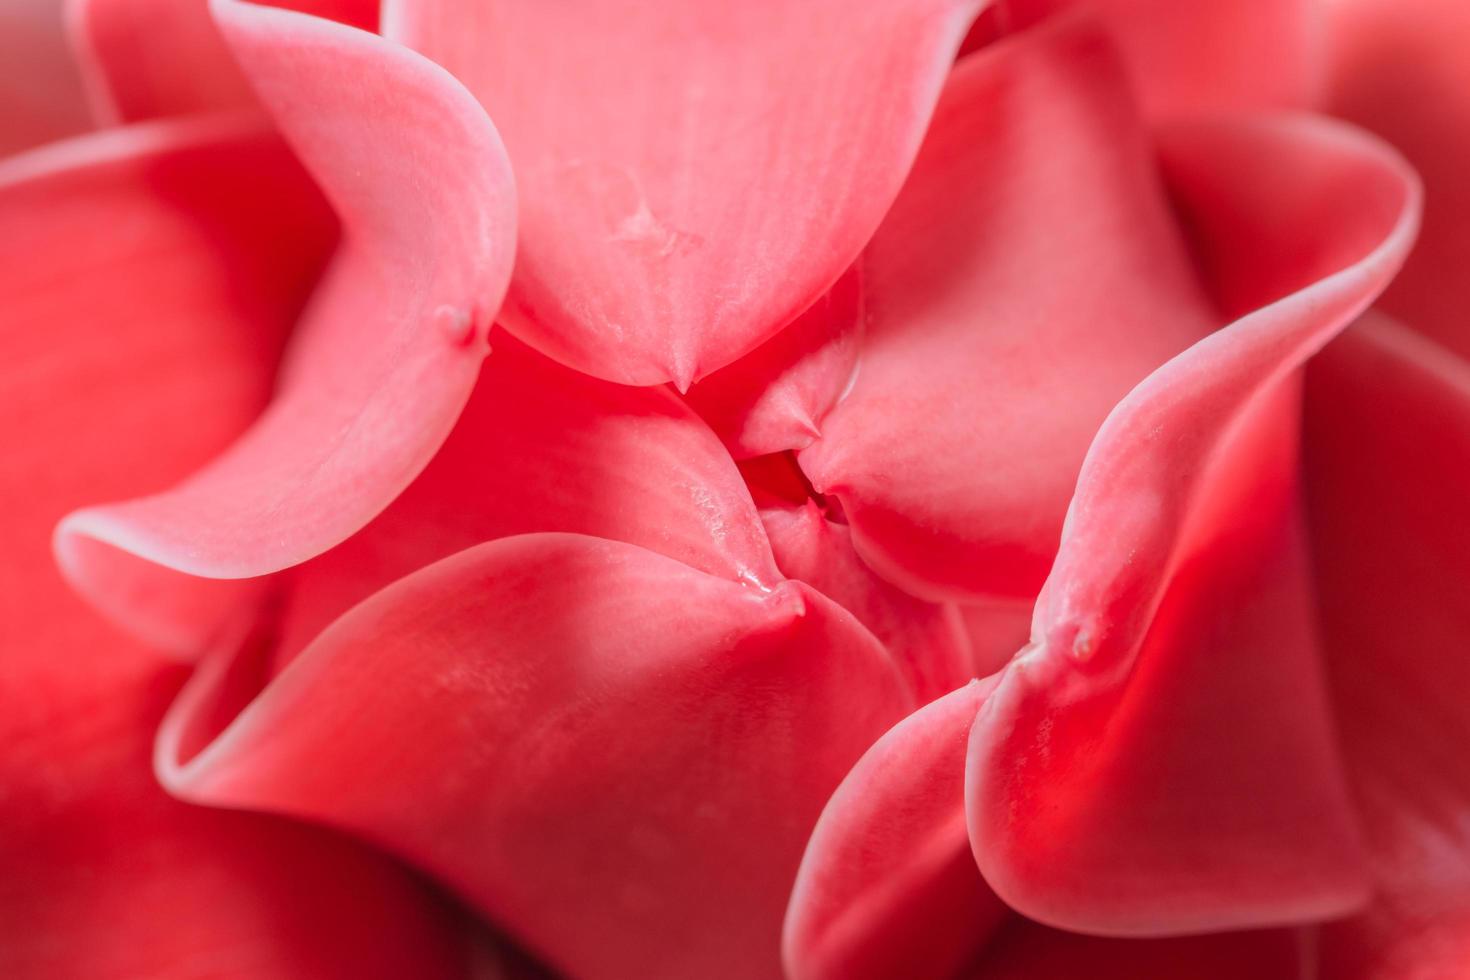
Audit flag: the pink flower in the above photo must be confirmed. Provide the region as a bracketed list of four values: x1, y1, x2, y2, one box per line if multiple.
[0, 1, 1465, 977]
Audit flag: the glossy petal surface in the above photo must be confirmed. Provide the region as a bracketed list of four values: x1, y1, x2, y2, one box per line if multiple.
[967, 115, 1418, 935]
[161, 534, 913, 980]
[785, 681, 1005, 980]
[0, 137, 471, 975]
[800, 24, 1217, 602]
[385, 0, 983, 386]
[1305, 317, 1470, 978]
[272, 332, 781, 668]
[0, 118, 333, 654]
[760, 502, 972, 704]
[684, 269, 863, 458]
[71, 0, 378, 122]
[1326, 0, 1470, 358]
[57, 3, 516, 649]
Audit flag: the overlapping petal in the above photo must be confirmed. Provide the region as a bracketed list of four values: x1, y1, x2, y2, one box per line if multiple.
[56, 3, 516, 652]
[0, 116, 333, 654]
[70, 0, 377, 123]
[684, 269, 863, 459]
[271, 331, 782, 668]
[0, 154, 473, 976]
[799, 23, 1218, 603]
[159, 534, 913, 980]
[785, 681, 1006, 980]
[760, 502, 971, 704]
[966, 113, 1419, 934]
[1304, 315, 1470, 978]
[1, 659, 478, 980]
[384, 0, 984, 386]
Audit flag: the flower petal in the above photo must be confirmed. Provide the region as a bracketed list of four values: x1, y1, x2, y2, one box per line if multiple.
[159, 533, 914, 980]
[965, 114, 1418, 935]
[785, 681, 1006, 980]
[56, 3, 516, 651]
[1304, 315, 1470, 978]
[271, 331, 781, 669]
[384, 0, 983, 386]
[70, 0, 377, 123]
[1, 659, 478, 979]
[0, 144, 472, 975]
[760, 502, 972, 704]
[0, 115, 334, 655]
[684, 268, 863, 459]
[1326, 0, 1470, 359]
[799, 23, 1218, 603]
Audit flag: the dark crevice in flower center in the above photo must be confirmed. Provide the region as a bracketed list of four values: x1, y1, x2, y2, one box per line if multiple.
[736, 451, 845, 522]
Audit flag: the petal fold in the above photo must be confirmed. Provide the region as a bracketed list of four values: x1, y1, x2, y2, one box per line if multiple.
[760, 502, 972, 704]
[799, 23, 1218, 602]
[0, 164, 473, 975]
[785, 681, 1006, 980]
[0, 116, 334, 655]
[57, 3, 516, 651]
[160, 533, 913, 980]
[684, 268, 863, 459]
[964, 112, 1417, 935]
[385, 0, 984, 386]
[271, 332, 782, 668]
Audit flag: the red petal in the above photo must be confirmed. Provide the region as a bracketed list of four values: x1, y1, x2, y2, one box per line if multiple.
[271, 332, 781, 669]
[969, 922, 1310, 979]
[1, 660, 477, 979]
[799, 23, 1218, 603]
[160, 534, 913, 980]
[71, 0, 378, 123]
[684, 268, 863, 459]
[760, 502, 972, 704]
[1034, 109, 1418, 679]
[785, 681, 1007, 980]
[0, 147, 472, 975]
[384, 0, 984, 386]
[56, 3, 516, 651]
[1304, 316, 1470, 978]
[0, 116, 334, 654]
[1326, 0, 1470, 359]
[984, 0, 1321, 119]
[965, 115, 1418, 934]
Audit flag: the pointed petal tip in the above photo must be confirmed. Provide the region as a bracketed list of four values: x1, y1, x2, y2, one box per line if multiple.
[786, 404, 823, 442]
[388, 0, 982, 389]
